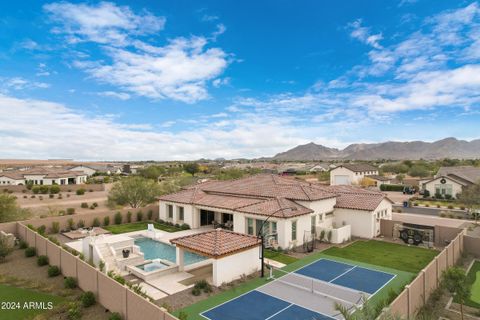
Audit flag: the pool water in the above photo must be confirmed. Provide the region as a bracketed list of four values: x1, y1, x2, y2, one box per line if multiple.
[134, 237, 206, 265]
[137, 261, 168, 272]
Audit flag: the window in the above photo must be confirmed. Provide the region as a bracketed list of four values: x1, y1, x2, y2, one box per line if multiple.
[292, 221, 297, 241]
[271, 221, 277, 234]
[178, 206, 184, 221]
[311, 215, 316, 233]
[167, 204, 173, 219]
[318, 213, 323, 222]
[247, 218, 254, 235]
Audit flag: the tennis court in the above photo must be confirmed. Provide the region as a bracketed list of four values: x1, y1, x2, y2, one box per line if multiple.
[201, 258, 395, 320]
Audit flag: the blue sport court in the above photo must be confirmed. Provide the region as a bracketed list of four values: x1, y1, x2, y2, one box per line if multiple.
[201, 258, 395, 320]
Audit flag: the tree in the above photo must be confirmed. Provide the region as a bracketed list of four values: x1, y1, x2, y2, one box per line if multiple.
[0, 194, 30, 223]
[184, 163, 200, 176]
[108, 177, 160, 208]
[442, 266, 470, 320]
[0, 236, 14, 262]
[138, 165, 166, 180]
[408, 165, 430, 178]
[458, 183, 480, 224]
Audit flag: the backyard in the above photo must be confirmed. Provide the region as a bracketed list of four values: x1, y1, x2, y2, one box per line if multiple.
[174, 239, 436, 320]
[103, 221, 183, 234]
[463, 260, 480, 309]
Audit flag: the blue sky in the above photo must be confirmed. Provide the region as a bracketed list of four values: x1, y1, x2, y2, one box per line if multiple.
[1, 0, 479, 160]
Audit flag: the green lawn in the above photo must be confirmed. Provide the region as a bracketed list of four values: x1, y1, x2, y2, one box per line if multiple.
[175, 240, 421, 320]
[264, 249, 298, 265]
[463, 260, 480, 308]
[0, 284, 64, 320]
[103, 221, 182, 234]
[323, 240, 439, 273]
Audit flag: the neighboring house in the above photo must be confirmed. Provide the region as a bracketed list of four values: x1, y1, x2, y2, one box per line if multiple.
[329, 164, 379, 185]
[421, 166, 480, 198]
[69, 164, 122, 176]
[68, 165, 98, 176]
[0, 168, 87, 185]
[158, 174, 392, 249]
[308, 163, 330, 172]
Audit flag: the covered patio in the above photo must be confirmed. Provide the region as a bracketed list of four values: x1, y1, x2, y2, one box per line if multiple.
[170, 229, 262, 286]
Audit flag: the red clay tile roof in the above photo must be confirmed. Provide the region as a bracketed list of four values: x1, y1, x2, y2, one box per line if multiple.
[170, 229, 261, 258]
[238, 197, 313, 218]
[334, 193, 391, 211]
[338, 163, 378, 172]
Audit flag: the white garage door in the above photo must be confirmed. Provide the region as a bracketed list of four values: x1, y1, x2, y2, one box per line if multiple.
[334, 175, 349, 185]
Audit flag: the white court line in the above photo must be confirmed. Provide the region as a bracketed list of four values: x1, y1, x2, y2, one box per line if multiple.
[368, 273, 397, 299]
[264, 303, 293, 320]
[329, 266, 357, 283]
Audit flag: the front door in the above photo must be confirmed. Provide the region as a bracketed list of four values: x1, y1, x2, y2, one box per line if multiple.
[200, 210, 215, 226]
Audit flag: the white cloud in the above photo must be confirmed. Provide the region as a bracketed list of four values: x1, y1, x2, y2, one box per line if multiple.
[97, 91, 131, 100]
[1, 77, 50, 90]
[348, 19, 383, 49]
[202, 14, 219, 22]
[44, 1, 165, 46]
[211, 24, 226, 40]
[212, 77, 231, 88]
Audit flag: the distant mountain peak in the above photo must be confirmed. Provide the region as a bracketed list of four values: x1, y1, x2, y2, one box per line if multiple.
[271, 138, 480, 160]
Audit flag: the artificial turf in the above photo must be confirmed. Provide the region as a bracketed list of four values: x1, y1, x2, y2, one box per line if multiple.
[322, 240, 439, 273]
[103, 221, 182, 234]
[264, 249, 299, 265]
[463, 260, 480, 308]
[0, 284, 64, 320]
[174, 240, 427, 320]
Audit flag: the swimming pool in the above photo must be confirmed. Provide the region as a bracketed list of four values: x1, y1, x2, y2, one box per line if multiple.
[134, 237, 206, 265]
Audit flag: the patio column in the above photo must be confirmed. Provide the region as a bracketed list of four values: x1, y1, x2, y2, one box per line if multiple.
[176, 247, 185, 271]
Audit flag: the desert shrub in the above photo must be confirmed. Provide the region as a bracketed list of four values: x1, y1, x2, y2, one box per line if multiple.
[92, 217, 101, 227]
[49, 194, 54, 199]
[80, 202, 88, 208]
[437, 204, 441, 208]
[109, 313, 122, 320]
[178, 311, 188, 320]
[50, 221, 60, 233]
[25, 247, 36, 257]
[67, 302, 81, 320]
[89, 189, 94, 192]
[37, 255, 49, 266]
[77, 220, 85, 229]
[47, 265, 61, 277]
[448, 205, 454, 209]
[92, 202, 98, 207]
[180, 223, 190, 230]
[99, 260, 105, 272]
[194, 280, 212, 293]
[31, 195, 35, 198]
[147, 210, 153, 220]
[49, 185, 60, 194]
[460, 206, 466, 210]
[425, 204, 430, 207]
[413, 202, 419, 206]
[67, 208, 75, 215]
[127, 211, 132, 223]
[19, 240, 28, 249]
[39, 196, 43, 200]
[440, 212, 446, 217]
[103, 216, 110, 226]
[136, 211, 143, 221]
[48, 236, 60, 245]
[191, 287, 201, 296]
[39, 185, 49, 194]
[32, 186, 40, 194]
[37, 225, 46, 235]
[114, 212, 122, 225]
[76, 189, 86, 195]
[89, 205, 95, 210]
[67, 218, 75, 230]
[64, 277, 77, 289]
[23, 195, 27, 199]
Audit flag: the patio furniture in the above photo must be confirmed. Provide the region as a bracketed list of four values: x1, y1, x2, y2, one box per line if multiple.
[224, 220, 233, 230]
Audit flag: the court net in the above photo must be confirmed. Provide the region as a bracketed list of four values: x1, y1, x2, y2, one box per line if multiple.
[271, 268, 367, 308]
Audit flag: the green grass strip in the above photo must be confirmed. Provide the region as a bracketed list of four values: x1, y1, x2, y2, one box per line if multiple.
[103, 221, 182, 234]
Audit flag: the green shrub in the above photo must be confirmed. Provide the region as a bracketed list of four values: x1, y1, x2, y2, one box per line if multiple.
[448, 205, 454, 209]
[180, 223, 190, 230]
[77, 220, 85, 229]
[127, 211, 132, 223]
[103, 216, 110, 226]
[114, 212, 122, 225]
[147, 210, 153, 220]
[80, 202, 88, 208]
[99, 260, 105, 272]
[49, 185, 60, 194]
[136, 211, 143, 221]
[50, 221, 60, 234]
[89, 204, 95, 210]
[194, 280, 212, 293]
[64, 277, 77, 289]
[67, 208, 75, 215]
[92, 202, 98, 207]
[67, 302, 81, 320]
[47, 265, 61, 277]
[37, 255, 49, 266]
[25, 247, 36, 257]
[76, 189, 86, 195]
[178, 311, 188, 320]
[49, 194, 54, 199]
[191, 287, 201, 296]
[80, 291, 96, 307]
[92, 217, 101, 227]
[109, 313, 122, 320]
[379, 184, 405, 192]
[67, 218, 75, 230]
[39, 185, 49, 194]
[19, 240, 28, 249]
[32, 186, 40, 194]
[37, 225, 46, 235]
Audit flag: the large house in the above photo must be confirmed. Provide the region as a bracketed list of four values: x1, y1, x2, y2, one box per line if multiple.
[330, 163, 379, 185]
[0, 167, 87, 185]
[158, 174, 392, 249]
[421, 166, 480, 198]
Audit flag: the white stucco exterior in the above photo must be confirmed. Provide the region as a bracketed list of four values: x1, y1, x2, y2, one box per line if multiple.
[330, 166, 379, 185]
[212, 247, 261, 286]
[422, 176, 464, 199]
[0, 176, 24, 185]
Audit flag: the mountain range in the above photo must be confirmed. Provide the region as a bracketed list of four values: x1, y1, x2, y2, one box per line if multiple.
[271, 138, 480, 160]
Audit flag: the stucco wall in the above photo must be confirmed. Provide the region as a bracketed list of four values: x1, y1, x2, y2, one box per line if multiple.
[330, 167, 356, 185]
[423, 176, 463, 198]
[212, 246, 261, 286]
[333, 208, 375, 238]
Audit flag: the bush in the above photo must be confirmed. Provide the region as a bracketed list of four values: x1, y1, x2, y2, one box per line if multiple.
[435, 193, 443, 199]
[39, 185, 49, 194]
[67, 208, 75, 215]
[103, 216, 110, 226]
[76, 189, 86, 195]
[127, 211, 132, 223]
[137, 211, 143, 221]
[194, 280, 212, 293]
[147, 210, 153, 220]
[445, 194, 452, 200]
[49, 194, 54, 199]
[50, 221, 60, 233]
[37, 255, 49, 266]
[89, 205, 95, 210]
[77, 220, 85, 229]
[80, 202, 88, 208]
[92, 202, 98, 208]
[67, 218, 75, 230]
[25, 247, 36, 257]
[47, 265, 61, 277]
[109, 313, 122, 320]
[114, 212, 122, 225]
[19, 240, 28, 249]
[180, 223, 190, 230]
[32, 186, 40, 194]
[191, 287, 201, 296]
[64, 277, 77, 289]
[178, 311, 188, 320]
[92, 217, 101, 227]
[67, 302, 81, 320]
[379, 184, 405, 192]
[460, 206, 466, 210]
[448, 205, 454, 209]
[49, 185, 60, 194]
[37, 225, 46, 235]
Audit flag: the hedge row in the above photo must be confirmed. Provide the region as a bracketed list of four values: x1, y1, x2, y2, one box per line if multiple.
[379, 184, 405, 192]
